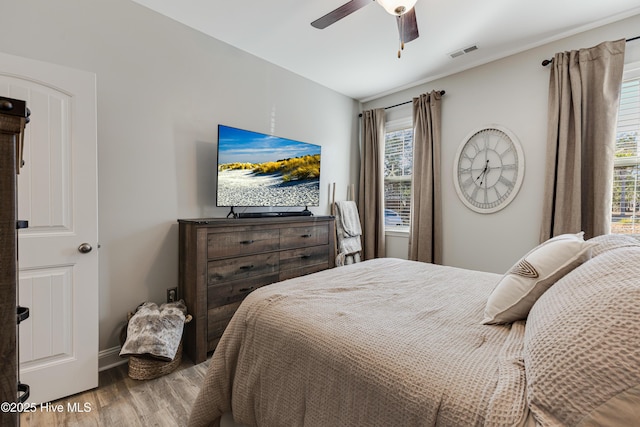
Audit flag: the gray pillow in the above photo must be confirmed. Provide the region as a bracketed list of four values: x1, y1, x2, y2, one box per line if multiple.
[524, 246, 640, 425]
[587, 233, 640, 257]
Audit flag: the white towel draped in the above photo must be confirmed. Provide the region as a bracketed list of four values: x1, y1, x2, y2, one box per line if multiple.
[334, 200, 362, 266]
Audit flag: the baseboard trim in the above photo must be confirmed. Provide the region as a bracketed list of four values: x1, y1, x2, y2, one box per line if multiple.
[99, 346, 127, 372]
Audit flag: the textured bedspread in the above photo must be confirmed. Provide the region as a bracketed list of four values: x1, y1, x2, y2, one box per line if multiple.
[188, 258, 530, 427]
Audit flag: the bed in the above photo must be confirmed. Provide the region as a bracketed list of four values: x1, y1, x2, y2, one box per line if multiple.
[188, 233, 640, 427]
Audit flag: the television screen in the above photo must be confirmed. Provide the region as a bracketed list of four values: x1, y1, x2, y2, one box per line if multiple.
[216, 125, 321, 207]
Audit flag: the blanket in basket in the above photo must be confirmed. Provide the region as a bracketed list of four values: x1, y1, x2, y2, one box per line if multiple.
[120, 300, 187, 361]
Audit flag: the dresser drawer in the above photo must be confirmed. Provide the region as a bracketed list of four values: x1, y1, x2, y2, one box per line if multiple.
[280, 224, 329, 250]
[207, 273, 279, 307]
[208, 252, 279, 286]
[208, 229, 280, 258]
[207, 301, 242, 344]
[280, 245, 329, 272]
[279, 262, 328, 281]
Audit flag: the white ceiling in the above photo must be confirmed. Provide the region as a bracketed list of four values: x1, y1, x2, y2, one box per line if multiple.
[131, 0, 640, 102]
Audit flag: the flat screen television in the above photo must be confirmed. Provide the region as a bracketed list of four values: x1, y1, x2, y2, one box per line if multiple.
[216, 125, 321, 210]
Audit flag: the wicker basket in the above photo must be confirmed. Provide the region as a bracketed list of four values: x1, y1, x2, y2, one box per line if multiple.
[120, 312, 192, 381]
[127, 339, 185, 380]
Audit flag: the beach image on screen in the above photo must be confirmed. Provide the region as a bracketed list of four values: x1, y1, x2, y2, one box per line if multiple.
[216, 126, 321, 207]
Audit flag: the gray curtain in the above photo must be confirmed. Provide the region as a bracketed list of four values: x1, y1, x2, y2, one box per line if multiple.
[540, 39, 626, 242]
[358, 108, 386, 259]
[409, 91, 443, 263]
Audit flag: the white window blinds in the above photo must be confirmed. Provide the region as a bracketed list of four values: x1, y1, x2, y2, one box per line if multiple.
[384, 124, 413, 229]
[612, 72, 640, 234]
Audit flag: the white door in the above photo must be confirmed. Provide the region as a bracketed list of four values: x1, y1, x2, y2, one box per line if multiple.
[0, 52, 99, 404]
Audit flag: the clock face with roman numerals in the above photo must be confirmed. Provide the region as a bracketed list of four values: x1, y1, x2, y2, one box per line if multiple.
[453, 125, 525, 213]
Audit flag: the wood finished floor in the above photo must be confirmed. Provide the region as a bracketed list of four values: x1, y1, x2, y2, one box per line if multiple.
[20, 358, 210, 427]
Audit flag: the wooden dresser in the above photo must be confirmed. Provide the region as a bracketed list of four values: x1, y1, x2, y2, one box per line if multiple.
[178, 216, 335, 364]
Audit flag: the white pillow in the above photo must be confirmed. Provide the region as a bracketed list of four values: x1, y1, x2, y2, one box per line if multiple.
[482, 232, 596, 325]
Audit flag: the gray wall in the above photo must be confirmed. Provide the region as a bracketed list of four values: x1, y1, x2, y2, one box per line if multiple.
[368, 14, 640, 273]
[0, 0, 361, 352]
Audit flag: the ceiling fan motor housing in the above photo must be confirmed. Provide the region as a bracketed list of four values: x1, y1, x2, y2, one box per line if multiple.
[377, 0, 418, 16]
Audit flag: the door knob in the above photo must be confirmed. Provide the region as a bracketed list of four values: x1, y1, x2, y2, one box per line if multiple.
[78, 243, 93, 254]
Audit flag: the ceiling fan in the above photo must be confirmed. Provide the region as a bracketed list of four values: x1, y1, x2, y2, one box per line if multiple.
[311, 0, 419, 58]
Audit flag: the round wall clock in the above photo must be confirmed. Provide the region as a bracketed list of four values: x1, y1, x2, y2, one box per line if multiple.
[453, 125, 525, 214]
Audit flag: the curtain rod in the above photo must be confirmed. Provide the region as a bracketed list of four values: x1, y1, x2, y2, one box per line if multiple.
[541, 36, 640, 66]
[358, 90, 445, 117]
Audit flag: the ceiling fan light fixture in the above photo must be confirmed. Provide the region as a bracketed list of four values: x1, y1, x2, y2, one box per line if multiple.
[377, 0, 417, 16]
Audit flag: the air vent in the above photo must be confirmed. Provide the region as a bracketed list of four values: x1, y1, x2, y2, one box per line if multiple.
[448, 44, 479, 59]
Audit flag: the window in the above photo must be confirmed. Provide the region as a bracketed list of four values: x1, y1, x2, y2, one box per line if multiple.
[384, 119, 413, 230]
[612, 66, 640, 234]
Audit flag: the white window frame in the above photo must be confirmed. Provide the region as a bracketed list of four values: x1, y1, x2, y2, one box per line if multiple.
[611, 61, 640, 234]
[384, 117, 413, 233]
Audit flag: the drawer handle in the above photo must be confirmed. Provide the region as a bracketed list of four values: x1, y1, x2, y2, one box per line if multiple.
[18, 382, 30, 403]
[240, 239, 255, 245]
[239, 265, 254, 271]
[300, 254, 311, 259]
[239, 286, 255, 293]
[17, 306, 30, 324]
[301, 234, 312, 238]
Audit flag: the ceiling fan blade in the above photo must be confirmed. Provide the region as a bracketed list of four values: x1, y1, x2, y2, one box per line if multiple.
[397, 7, 419, 43]
[311, 0, 372, 29]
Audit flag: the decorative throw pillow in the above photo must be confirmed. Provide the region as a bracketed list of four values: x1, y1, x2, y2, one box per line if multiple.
[482, 232, 595, 325]
[524, 247, 640, 426]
